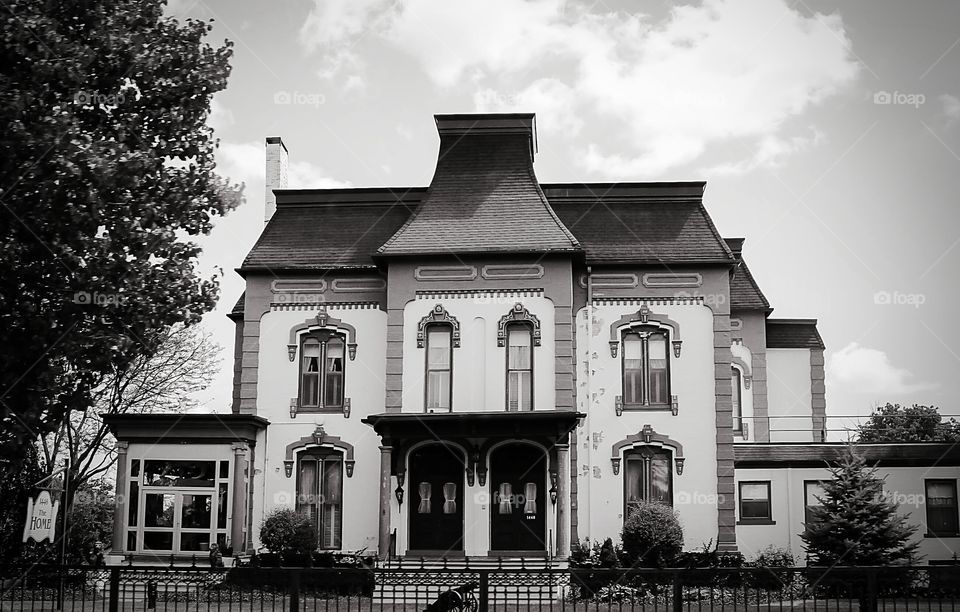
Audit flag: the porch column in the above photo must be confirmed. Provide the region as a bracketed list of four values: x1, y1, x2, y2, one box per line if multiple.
[231, 442, 249, 554]
[111, 441, 129, 553]
[556, 443, 570, 559]
[378, 445, 392, 559]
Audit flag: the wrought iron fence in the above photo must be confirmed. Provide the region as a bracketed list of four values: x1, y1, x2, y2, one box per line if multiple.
[1, 563, 958, 611]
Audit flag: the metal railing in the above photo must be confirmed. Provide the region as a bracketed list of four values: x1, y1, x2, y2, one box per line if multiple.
[748, 413, 960, 443]
[1, 563, 958, 611]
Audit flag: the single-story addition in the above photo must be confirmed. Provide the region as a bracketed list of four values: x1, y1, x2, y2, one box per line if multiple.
[104, 113, 960, 565]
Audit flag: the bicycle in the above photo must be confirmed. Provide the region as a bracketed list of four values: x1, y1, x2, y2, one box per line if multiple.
[423, 581, 478, 612]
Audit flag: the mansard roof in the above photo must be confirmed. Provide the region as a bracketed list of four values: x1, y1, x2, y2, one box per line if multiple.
[239, 188, 424, 273]
[544, 183, 735, 264]
[766, 318, 825, 349]
[724, 238, 772, 312]
[377, 114, 582, 256]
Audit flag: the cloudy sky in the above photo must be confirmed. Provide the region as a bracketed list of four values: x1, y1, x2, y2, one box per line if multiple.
[175, 0, 960, 432]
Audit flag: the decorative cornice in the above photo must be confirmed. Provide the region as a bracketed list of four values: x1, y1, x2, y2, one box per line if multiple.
[591, 297, 704, 307]
[608, 303, 683, 358]
[415, 288, 544, 300]
[497, 303, 542, 347]
[272, 301, 379, 311]
[287, 306, 358, 362]
[417, 304, 461, 348]
[283, 425, 356, 478]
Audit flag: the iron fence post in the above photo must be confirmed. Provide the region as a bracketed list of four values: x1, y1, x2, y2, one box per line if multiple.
[865, 568, 878, 612]
[288, 569, 301, 612]
[108, 567, 119, 612]
[479, 569, 489, 612]
[672, 571, 682, 612]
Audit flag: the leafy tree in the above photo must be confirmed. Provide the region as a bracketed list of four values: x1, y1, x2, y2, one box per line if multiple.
[0, 444, 45, 563]
[857, 403, 960, 442]
[37, 324, 220, 560]
[0, 0, 240, 462]
[801, 444, 919, 565]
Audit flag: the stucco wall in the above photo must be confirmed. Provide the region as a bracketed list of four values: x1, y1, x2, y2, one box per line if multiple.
[735, 467, 960, 562]
[766, 349, 814, 442]
[575, 300, 720, 550]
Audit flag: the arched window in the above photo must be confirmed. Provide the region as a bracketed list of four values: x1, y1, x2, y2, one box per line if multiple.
[425, 325, 453, 412]
[506, 324, 533, 411]
[624, 447, 673, 516]
[299, 331, 345, 410]
[621, 325, 671, 407]
[296, 449, 343, 549]
[731, 367, 743, 433]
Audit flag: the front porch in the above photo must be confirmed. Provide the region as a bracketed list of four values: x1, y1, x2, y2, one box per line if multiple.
[362, 411, 584, 561]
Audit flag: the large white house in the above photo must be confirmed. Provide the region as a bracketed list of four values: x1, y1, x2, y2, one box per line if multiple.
[105, 113, 960, 565]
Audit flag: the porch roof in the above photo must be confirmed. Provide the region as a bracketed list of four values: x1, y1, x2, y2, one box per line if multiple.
[362, 411, 584, 444]
[102, 413, 269, 444]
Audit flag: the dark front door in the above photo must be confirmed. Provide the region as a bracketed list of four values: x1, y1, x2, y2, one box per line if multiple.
[490, 443, 546, 551]
[408, 444, 464, 552]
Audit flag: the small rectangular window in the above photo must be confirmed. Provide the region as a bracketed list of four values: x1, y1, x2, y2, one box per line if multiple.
[926, 479, 959, 537]
[804, 480, 826, 528]
[739, 481, 772, 521]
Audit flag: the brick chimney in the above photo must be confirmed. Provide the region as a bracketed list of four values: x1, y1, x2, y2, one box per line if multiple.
[264, 136, 288, 224]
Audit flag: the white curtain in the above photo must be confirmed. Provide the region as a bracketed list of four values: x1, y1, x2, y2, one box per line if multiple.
[524, 482, 537, 514]
[442, 482, 456, 514]
[498, 483, 513, 514]
[418, 482, 432, 514]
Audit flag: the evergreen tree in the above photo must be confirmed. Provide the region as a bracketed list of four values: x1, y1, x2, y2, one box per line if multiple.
[801, 444, 919, 565]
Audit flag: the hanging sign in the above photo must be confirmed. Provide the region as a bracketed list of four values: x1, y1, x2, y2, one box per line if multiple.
[22, 491, 59, 543]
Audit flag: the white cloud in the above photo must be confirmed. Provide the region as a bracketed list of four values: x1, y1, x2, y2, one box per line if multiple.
[300, 0, 859, 177]
[826, 342, 937, 396]
[705, 128, 825, 176]
[207, 98, 235, 133]
[940, 94, 960, 126]
[216, 141, 350, 191]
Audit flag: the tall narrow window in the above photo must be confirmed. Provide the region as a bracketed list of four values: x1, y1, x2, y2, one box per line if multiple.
[426, 326, 452, 411]
[803, 480, 826, 529]
[621, 326, 671, 407]
[506, 325, 533, 411]
[624, 447, 673, 517]
[731, 367, 743, 433]
[926, 480, 959, 537]
[297, 452, 343, 549]
[299, 332, 346, 410]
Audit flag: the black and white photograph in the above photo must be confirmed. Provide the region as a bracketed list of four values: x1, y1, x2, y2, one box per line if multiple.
[1, 0, 959, 610]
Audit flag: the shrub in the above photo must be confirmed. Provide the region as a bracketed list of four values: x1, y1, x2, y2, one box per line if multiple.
[621, 501, 683, 567]
[259, 509, 317, 558]
[752, 545, 794, 567]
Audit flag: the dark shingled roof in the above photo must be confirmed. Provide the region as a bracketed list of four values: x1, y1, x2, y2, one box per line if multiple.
[378, 114, 581, 256]
[725, 238, 771, 311]
[766, 319, 824, 349]
[228, 293, 244, 320]
[543, 183, 735, 264]
[240, 189, 423, 272]
[735, 443, 960, 468]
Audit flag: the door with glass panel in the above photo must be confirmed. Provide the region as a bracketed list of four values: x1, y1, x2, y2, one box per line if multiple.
[490, 443, 546, 551]
[408, 444, 464, 552]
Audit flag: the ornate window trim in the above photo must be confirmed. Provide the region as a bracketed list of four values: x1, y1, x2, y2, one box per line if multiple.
[417, 304, 461, 348]
[731, 355, 752, 389]
[610, 424, 685, 476]
[496, 303, 542, 347]
[287, 307, 358, 362]
[283, 425, 355, 478]
[608, 303, 682, 358]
